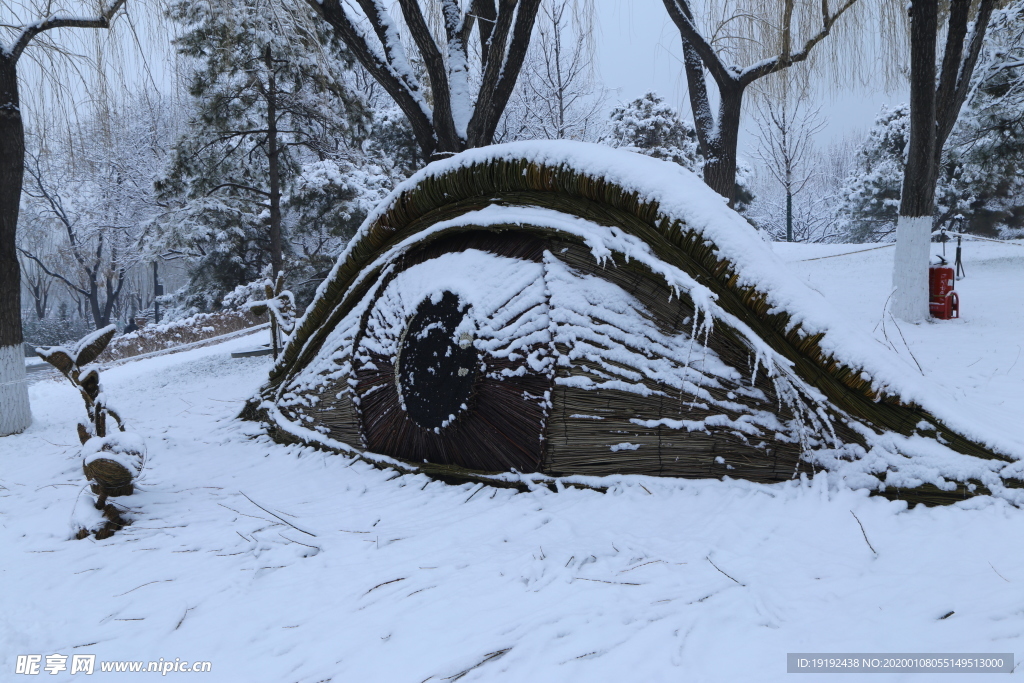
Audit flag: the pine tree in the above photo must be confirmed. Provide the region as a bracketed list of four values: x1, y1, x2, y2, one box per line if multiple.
[157, 0, 378, 311]
[601, 92, 701, 169]
[837, 105, 911, 242]
[601, 92, 754, 212]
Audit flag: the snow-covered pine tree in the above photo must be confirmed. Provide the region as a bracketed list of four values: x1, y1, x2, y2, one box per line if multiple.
[600, 92, 754, 212]
[282, 158, 394, 303]
[157, 0, 382, 311]
[837, 105, 911, 242]
[600, 92, 701, 169]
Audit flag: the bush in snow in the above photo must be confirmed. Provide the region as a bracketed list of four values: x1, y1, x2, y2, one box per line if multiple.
[21, 314, 94, 348]
[98, 309, 266, 362]
[600, 92, 701, 170]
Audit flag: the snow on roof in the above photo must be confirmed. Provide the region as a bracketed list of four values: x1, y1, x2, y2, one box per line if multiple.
[293, 140, 1024, 461]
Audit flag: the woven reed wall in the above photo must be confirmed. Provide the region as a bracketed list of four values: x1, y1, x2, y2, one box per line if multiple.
[250, 154, 1016, 503]
[542, 240, 813, 482]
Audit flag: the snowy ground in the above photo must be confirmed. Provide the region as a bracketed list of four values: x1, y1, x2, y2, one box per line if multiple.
[2, 241, 1023, 682]
[775, 239, 1024, 447]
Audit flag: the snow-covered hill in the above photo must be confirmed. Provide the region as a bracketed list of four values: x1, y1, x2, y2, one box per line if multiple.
[1, 241, 1022, 682]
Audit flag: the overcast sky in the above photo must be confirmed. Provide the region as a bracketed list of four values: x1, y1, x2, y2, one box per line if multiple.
[6, 0, 906, 157]
[593, 0, 905, 152]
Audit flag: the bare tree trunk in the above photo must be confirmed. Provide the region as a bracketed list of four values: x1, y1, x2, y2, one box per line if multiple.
[265, 46, 283, 281]
[664, 0, 861, 207]
[786, 189, 793, 242]
[309, 0, 542, 163]
[88, 279, 103, 329]
[892, 1, 937, 321]
[27, 263, 51, 319]
[891, 0, 993, 321]
[32, 284, 48, 319]
[697, 85, 743, 202]
[0, 57, 32, 436]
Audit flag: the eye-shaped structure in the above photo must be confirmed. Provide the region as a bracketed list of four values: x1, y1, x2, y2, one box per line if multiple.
[249, 142, 1021, 504]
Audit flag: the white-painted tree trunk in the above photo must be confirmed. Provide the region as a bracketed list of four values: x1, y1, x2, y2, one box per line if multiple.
[0, 343, 32, 436]
[890, 214, 932, 322]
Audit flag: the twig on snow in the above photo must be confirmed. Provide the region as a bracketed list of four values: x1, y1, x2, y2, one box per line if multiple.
[113, 579, 174, 597]
[850, 510, 877, 555]
[175, 607, 194, 630]
[239, 491, 317, 537]
[575, 577, 640, 586]
[279, 532, 321, 552]
[365, 577, 406, 595]
[706, 556, 745, 586]
[445, 648, 511, 681]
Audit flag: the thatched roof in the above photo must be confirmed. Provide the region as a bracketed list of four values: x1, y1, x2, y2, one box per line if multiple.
[250, 141, 1024, 504]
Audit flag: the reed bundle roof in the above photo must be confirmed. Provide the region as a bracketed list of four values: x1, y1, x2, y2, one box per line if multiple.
[247, 141, 1024, 505]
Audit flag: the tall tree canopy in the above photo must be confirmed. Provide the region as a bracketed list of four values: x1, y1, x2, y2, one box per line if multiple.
[158, 0, 392, 311]
[303, 0, 543, 161]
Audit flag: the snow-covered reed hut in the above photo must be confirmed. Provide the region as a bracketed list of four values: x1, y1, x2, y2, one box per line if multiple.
[247, 142, 1023, 505]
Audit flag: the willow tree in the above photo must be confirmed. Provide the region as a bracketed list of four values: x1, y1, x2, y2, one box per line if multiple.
[891, 0, 995, 321]
[661, 0, 865, 206]
[0, 0, 127, 437]
[303, 0, 542, 161]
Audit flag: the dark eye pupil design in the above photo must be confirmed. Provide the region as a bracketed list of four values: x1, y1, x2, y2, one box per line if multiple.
[397, 291, 477, 430]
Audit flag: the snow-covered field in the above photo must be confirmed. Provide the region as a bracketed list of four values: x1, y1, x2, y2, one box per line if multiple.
[2, 240, 1022, 682]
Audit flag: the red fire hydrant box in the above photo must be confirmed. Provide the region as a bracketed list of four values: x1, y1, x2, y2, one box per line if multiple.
[929, 265, 959, 319]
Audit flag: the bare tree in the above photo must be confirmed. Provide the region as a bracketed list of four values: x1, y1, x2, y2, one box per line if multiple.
[661, 0, 863, 206]
[17, 208, 55, 319]
[891, 0, 995, 321]
[0, 0, 127, 437]
[21, 259, 52, 319]
[304, 0, 542, 161]
[498, 0, 605, 142]
[18, 145, 133, 330]
[33, 93, 176, 329]
[751, 92, 825, 241]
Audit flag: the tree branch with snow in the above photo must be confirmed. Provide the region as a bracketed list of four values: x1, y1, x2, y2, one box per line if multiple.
[306, 0, 542, 161]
